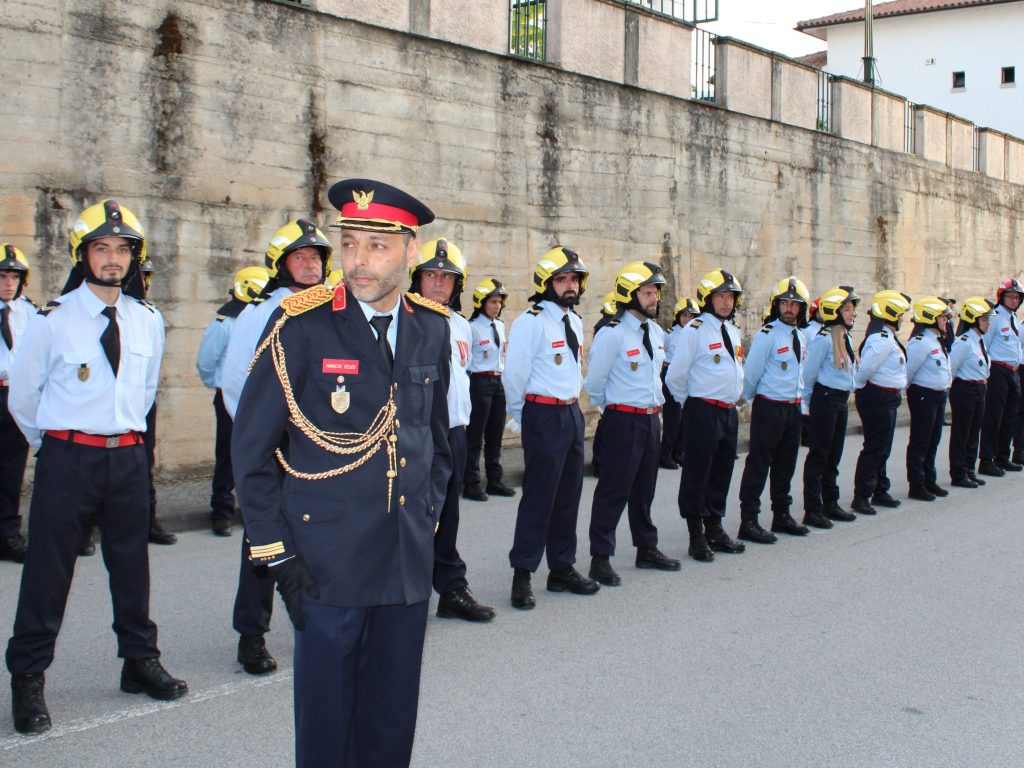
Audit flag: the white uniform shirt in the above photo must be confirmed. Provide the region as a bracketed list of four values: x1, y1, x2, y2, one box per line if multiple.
[854, 329, 908, 390]
[664, 312, 744, 407]
[663, 323, 686, 367]
[9, 285, 164, 448]
[195, 314, 237, 390]
[447, 312, 473, 428]
[467, 314, 506, 374]
[0, 295, 35, 382]
[906, 329, 952, 391]
[584, 311, 665, 410]
[221, 286, 292, 418]
[504, 301, 584, 423]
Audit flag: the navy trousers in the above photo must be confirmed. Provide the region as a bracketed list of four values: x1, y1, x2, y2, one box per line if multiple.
[509, 400, 584, 572]
[678, 398, 738, 519]
[853, 384, 901, 500]
[6, 435, 159, 674]
[738, 398, 802, 520]
[211, 389, 236, 520]
[588, 409, 660, 557]
[464, 374, 506, 488]
[980, 363, 1019, 462]
[905, 384, 947, 484]
[0, 388, 28, 539]
[949, 379, 986, 481]
[433, 426, 468, 595]
[294, 599, 429, 768]
[143, 404, 158, 518]
[659, 368, 685, 462]
[802, 384, 850, 514]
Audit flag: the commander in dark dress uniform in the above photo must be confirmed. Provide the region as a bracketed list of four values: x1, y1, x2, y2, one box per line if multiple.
[232, 179, 452, 768]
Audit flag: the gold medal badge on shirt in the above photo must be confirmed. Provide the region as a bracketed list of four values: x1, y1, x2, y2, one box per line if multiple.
[554, 353, 563, 365]
[78, 363, 90, 382]
[713, 354, 721, 364]
[331, 375, 350, 414]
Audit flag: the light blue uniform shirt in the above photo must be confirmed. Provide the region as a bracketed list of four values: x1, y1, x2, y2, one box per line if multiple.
[983, 304, 1022, 366]
[663, 323, 685, 366]
[950, 329, 990, 381]
[221, 286, 292, 418]
[906, 329, 952, 391]
[504, 300, 583, 423]
[584, 311, 665, 410]
[855, 329, 908, 390]
[664, 313, 744, 406]
[804, 319, 822, 342]
[0, 296, 34, 382]
[195, 313, 236, 390]
[802, 326, 856, 400]
[467, 314, 506, 374]
[742, 320, 805, 402]
[446, 312, 473, 428]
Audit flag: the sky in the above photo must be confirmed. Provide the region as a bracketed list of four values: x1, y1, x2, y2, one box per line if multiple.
[700, 0, 869, 57]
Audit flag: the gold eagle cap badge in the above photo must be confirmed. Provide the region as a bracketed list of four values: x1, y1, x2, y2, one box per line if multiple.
[353, 189, 374, 210]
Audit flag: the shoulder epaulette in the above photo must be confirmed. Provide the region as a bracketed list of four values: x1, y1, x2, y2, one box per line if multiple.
[250, 295, 267, 306]
[959, 334, 969, 341]
[816, 326, 829, 336]
[911, 333, 924, 341]
[688, 319, 703, 329]
[527, 304, 543, 316]
[759, 324, 772, 334]
[19, 296, 38, 309]
[37, 299, 61, 316]
[880, 330, 890, 338]
[405, 291, 451, 317]
[606, 318, 620, 328]
[280, 284, 333, 317]
[571, 309, 582, 318]
[131, 297, 156, 313]
[215, 315, 227, 323]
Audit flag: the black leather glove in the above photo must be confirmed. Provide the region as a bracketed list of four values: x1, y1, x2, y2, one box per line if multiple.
[269, 555, 320, 630]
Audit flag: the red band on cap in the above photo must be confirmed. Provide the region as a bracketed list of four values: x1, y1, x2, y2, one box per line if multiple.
[340, 202, 419, 228]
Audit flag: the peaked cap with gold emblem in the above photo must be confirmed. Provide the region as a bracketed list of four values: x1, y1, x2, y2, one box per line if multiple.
[327, 178, 435, 234]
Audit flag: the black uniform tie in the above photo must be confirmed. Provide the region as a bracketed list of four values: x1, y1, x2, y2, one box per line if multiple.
[562, 314, 579, 362]
[491, 320, 501, 347]
[0, 306, 12, 351]
[720, 323, 736, 360]
[1010, 313, 1018, 336]
[100, 306, 120, 376]
[369, 315, 394, 371]
[843, 333, 856, 365]
[641, 321, 654, 359]
[980, 337, 990, 366]
[792, 328, 802, 363]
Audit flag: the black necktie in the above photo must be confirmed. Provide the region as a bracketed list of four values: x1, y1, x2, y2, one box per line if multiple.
[1011, 313, 1018, 336]
[491, 321, 501, 347]
[100, 306, 120, 376]
[791, 328, 801, 363]
[369, 315, 394, 371]
[641, 321, 653, 359]
[843, 333, 856, 365]
[562, 314, 579, 362]
[980, 337, 990, 365]
[720, 323, 736, 360]
[0, 306, 12, 351]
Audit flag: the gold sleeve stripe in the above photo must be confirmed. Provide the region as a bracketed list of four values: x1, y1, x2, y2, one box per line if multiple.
[250, 542, 286, 558]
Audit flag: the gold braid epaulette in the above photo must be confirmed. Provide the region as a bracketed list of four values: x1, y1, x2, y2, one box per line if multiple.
[249, 285, 399, 511]
[405, 291, 450, 317]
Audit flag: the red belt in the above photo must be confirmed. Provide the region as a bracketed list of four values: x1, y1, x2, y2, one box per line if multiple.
[0, 380, 7, 387]
[607, 404, 661, 415]
[46, 430, 142, 448]
[955, 378, 986, 384]
[698, 397, 734, 409]
[756, 395, 802, 405]
[470, 371, 502, 377]
[992, 361, 1018, 371]
[525, 394, 577, 406]
[867, 382, 900, 392]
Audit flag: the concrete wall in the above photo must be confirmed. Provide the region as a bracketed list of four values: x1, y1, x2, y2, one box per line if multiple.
[977, 129, 1006, 180]
[548, 0, 624, 83]
[716, 38, 773, 121]
[949, 117, 976, 171]
[775, 58, 819, 131]
[4, 0, 1024, 479]
[832, 77, 872, 145]
[914, 106, 948, 163]
[872, 90, 907, 153]
[1008, 137, 1024, 185]
[636, 12, 691, 100]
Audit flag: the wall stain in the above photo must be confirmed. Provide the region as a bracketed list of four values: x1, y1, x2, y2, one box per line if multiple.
[150, 11, 196, 178]
[307, 91, 327, 216]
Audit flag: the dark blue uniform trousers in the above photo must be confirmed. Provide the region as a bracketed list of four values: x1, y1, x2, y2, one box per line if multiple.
[464, 374, 507, 488]
[509, 400, 584, 572]
[802, 384, 850, 514]
[1015, 367, 1024, 458]
[949, 379, 986, 481]
[853, 384, 901, 500]
[588, 409, 660, 556]
[434, 426, 468, 595]
[980, 363, 1019, 462]
[210, 389, 236, 520]
[6, 435, 159, 674]
[678, 398, 738, 519]
[739, 398, 802, 520]
[294, 599, 429, 768]
[143, 404, 158, 518]
[0, 388, 28, 539]
[905, 384, 947, 484]
[659, 367, 685, 462]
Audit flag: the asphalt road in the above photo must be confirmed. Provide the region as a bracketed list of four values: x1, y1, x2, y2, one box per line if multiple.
[2, 423, 1023, 768]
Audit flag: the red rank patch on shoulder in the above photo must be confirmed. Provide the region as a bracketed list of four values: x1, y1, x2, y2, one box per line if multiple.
[626, 348, 641, 357]
[332, 283, 347, 312]
[709, 342, 722, 350]
[323, 359, 359, 375]
[777, 347, 790, 354]
[552, 340, 566, 349]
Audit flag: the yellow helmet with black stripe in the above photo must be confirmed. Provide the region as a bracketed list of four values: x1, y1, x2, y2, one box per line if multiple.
[612, 261, 666, 306]
[69, 200, 147, 264]
[531, 246, 589, 301]
[472, 278, 508, 310]
[234, 265, 271, 303]
[265, 219, 332, 279]
[817, 285, 859, 324]
[695, 268, 743, 314]
[912, 295, 952, 326]
[960, 296, 994, 325]
[413, 238, 467, 310]
[0, 243, 30, 297]
[869, 290, 912, 323]
[673, 297, 699, 318]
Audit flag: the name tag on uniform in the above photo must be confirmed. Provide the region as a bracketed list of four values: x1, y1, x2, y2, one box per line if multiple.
[777, 346, 790, 354]
[626, 349, 641, 357]
[323, 359, 360, 375]
[552, 340, 566, 349]
[1001, 327, 1010, 333]
[709, 342, 722, 351]
[930, 349, 940, 355]
[479, 339, 490, 345]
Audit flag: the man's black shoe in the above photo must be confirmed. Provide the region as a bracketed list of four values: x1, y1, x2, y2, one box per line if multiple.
[908, 483, 936, 502]
[120, 658, 188, 701]
[823, 501, 856, 522]
[924, 481, 949, 498]
[771, 512, 810, 536]
[511, 569, 535, 610]
[148, 522, 177, 545]
[704, 527, 746, 554]
[589, 555, 622, 586]
[635, 546, 683, 570]
[1013, 452, 1024, 466]
[238, 634, 278, 675]
[851, 496, 877, 515]
[871, 491, 901, 508]
[995, 458, 1023, 472]
[0, 534, 27, 564]
[462, 484, 489, 502]
[951, 477, 979, 489]
[687, 539, 715, 562]
[658, 455, 679, 470]
[977, 460, 1005, 477]
[11, 673, 50, 734]
[486, 481, 516, 497]
[737, 519, 776, 544]
[212, 518, 233, 537]
[803, 511, 833, 529]
[967, 472, 986, 486]
[547, 567, 600, 595]
[437, 586, 496, 621]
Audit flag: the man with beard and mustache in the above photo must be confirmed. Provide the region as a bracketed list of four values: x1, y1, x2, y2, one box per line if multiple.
[220, 220, 332, 678]
[505, 247, 600, 609]
[584, 262, 681, 587]
[232, 179, 451, 767]
[665, 268, 747, 563]
[736, 277, 813, 544]
[6, 200, 186, 734]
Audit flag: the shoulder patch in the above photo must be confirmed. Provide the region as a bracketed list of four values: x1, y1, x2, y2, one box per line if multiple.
[19, 296, 38, 309]
[280, 284, 333, 317]
[606, 318, 621, 328]
[688, 319, 703, 329]
[880, 330, 890, 338]
[527, 305, 543, 316]
[817, 326, 829, 336]
[130, 297, 156, 313]
[958, 334, 969, 341]
[759, 325, 772, 334]
[215, 315, 226, 323]
[911, 333, 924, 341]
[37, 299, 62, 316]
[405, 291, 451, 317]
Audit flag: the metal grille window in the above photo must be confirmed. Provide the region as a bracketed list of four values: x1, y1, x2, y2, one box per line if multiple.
[692, 27, 716, 102]
[817, 70, 833, 133]
[509, 0, 546, 61]
[904, 101, 917, 154]
[627, 1, 719, 23]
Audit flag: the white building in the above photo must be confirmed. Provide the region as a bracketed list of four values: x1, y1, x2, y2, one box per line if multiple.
[797, 0, 1023, 137]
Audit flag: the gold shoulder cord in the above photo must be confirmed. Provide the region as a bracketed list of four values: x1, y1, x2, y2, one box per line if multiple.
[250, 307, 399, 511]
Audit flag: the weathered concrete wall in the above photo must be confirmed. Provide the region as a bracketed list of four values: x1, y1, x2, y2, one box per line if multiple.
[832, 77, 872, 145]
[914, 106, 947, 163]
[1008, 137, 1024, 185]
[636, 12, 690, 100]
[950, 118, 976, 171]
[775, 58, 818, 131]
[872, 90, 907, 153]
[716, 39, 773, 121]
[548, 0, 624, 83]
[978, 129, 1006, 180]
[3, 0, 1024, 479]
